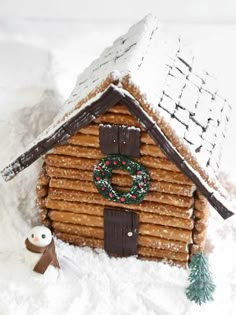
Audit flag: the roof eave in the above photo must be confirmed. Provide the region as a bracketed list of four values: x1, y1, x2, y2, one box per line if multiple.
[1, 84, 234, 219]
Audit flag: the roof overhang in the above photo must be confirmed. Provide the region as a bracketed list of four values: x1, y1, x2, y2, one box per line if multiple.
[1, 84, 234, 220]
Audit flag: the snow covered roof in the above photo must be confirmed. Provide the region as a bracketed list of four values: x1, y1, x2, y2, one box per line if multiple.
[1, 15, 234, 219]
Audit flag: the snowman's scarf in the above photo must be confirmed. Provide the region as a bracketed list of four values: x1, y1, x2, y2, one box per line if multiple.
[25, 238, 60, 274]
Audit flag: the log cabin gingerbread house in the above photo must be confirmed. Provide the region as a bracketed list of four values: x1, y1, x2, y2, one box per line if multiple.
[1, 15, 234, 267]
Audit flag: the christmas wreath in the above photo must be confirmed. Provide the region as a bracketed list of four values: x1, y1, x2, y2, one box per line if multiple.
[93, 155, 150, 204]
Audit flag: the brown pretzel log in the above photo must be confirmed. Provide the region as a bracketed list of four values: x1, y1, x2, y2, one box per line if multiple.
[49, 175, 195, 197]
[138, 234, 188, 253]
[54, 231, 188, 263]
[194, 219, 208, 233]
[37, 198, 46, 208]
[191, 192, 209, 253]
[66, 133, 165, 158]
[49, 210, 192, 243]
[47, 186, 193, 208]
[49, 146, 180, 172]
[48, 208, 193, 230]
[52, 221, 188, 253]
[53, 221, 104, 239]
[37, 173, 50, 186]
[49, 179, 193, 208]
[193, 229, 207, 245]
[55, 231, 104, 249]
[45, 198, 192, 219]
[107, 104, 131, 115]
[95, 112, 140, 127]
[36, 185, 48, 198]
[46, 164, 193, 187]
[38, 208, 48, 221]
[139, 223, 192, 243]
[190, 244, 205, 255]
[71, 123, 157, 145]
[138, 247, 188, 262]
[49, 210, 103, 227]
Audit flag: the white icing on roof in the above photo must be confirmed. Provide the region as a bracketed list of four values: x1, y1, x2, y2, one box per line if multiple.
[57, 14, 230, 180]
[1, 15, 232, 194]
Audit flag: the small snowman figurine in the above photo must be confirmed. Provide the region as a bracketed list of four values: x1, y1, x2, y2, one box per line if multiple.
[25, 226, 60, 274]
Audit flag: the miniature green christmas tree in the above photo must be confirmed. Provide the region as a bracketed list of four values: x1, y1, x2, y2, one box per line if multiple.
[186, 252, 216, 305]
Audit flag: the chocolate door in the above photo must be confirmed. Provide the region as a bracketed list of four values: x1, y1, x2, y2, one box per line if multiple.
[104, 207, 139, 257]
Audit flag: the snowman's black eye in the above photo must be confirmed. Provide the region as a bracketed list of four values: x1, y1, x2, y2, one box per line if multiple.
[41, 234, 46, 239]
[31, 234, 34, 238]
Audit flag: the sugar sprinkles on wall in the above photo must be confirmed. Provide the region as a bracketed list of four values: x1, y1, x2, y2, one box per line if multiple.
[1, 14, 234, 304]
[25, 226, 60, 274]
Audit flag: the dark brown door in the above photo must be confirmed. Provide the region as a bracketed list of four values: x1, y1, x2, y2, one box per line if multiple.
[104, 207, 139, 257]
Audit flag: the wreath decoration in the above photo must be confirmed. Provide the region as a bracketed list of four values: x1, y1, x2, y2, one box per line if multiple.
[93, 154, 150, 204]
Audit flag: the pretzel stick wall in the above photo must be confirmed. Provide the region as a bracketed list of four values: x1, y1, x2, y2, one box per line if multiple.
[49, 175, 194, 197]
[46, 165, 194, 187]
[52, 221, 188, 253]
[191, 192, 209, 255]
[49, 210, 192, 243]
[36, 103, 199, 264]
[55, 231, 189, 265]
[45, 198, 192, 219]
[47, 188, 193, 217]
[48, 208, 193, 230]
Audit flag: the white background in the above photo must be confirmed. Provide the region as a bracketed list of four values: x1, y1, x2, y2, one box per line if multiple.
[1, 0, 236, 22]
[0, 1, 236, 315]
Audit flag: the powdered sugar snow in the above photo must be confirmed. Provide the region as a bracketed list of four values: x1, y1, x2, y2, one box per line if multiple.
[0, 19, 236, 315]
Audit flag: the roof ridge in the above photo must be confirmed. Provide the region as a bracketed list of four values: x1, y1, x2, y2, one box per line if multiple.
[1, 15, 234, 220]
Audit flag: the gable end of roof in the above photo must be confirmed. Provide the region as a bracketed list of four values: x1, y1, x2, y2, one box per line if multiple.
[1, 84, 234, 220]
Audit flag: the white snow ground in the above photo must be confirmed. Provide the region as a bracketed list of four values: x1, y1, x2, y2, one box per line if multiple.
[0, 19, 236, 315]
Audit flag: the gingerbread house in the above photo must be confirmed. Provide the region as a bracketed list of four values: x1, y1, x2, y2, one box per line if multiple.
[1, 15, 234, 267]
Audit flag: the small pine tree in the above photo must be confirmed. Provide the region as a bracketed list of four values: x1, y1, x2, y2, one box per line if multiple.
[186, 252, 216, 305]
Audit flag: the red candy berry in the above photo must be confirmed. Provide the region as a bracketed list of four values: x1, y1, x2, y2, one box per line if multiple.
[94, 155, 150, 205]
